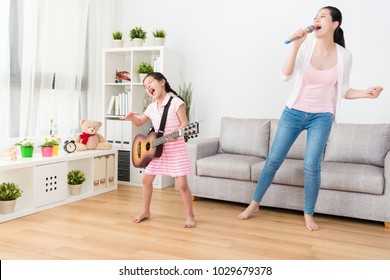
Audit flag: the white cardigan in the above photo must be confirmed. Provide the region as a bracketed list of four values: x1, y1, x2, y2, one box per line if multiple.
[282, 40, 352, 121]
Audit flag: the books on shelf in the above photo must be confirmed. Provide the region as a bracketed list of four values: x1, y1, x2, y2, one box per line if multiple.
[106, 91, 132, 116]
[106, 96, 115, 115]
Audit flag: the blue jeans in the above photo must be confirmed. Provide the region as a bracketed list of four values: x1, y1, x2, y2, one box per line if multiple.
[253, 107, 334, 215]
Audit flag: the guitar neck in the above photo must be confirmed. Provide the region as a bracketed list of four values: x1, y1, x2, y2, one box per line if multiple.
[152, 130, 181, 147]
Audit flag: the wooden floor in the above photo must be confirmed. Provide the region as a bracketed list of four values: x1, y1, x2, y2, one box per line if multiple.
[0, 185, 390, 260]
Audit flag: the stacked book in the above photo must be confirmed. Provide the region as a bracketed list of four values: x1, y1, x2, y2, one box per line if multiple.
[106, 91, 131, 116]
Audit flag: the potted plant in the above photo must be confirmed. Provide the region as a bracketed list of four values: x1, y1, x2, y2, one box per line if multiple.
[14, 137, 34, 158]
[179, 82, 194, 142]
[0, 182, 23, 214]
[112, 31, 123, 48]
[67, 169, 86, 195]
[39, 135, 57, 157]
[136, 61, 153, 82]
[129, 26, 147, 47]
[152, 29, 166, 46]
[51, 135, 61, 156]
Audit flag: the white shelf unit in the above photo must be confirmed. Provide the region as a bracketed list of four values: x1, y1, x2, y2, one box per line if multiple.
[0, 149, 117, 223]
[102, 46, 183, 189]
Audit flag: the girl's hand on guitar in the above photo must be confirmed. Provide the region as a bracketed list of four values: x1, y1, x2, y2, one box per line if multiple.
[166, 138, 177, 143]
[121, 112, 139, 121]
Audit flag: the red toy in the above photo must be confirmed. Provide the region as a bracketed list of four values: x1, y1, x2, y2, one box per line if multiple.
[115, 70, 131, 83]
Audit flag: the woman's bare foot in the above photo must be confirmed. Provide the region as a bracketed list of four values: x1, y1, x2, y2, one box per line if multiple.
[132, 211, 150, 223]
[184, 216, 196, 228]
[304, 213, 320, 231]
[237, 200, 260, 220]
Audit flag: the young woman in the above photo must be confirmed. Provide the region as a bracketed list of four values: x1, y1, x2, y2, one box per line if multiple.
[237, 6, 383, 231]
[122, 72, 196, 228]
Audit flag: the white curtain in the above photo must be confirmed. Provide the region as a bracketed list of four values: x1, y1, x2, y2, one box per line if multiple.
[19, 0, 38, 136]
[1, 0, 89, 139]
[0, 0, 10, 138]
[1, 0, 119, 140]
[34, 0, 89, 136]
[87, 0, 116, 121]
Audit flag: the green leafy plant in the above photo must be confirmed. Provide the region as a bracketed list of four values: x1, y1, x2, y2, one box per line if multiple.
[179, 82, 194, 142]
[152, 29, 166, 38]
[14, 137, 34, 148]
[51, 135, 61, 146]
[67, 169, 86, 185]
[112, 31, 122, 40]
[129, 26, 147, 41]
[0, 182, 23, 201]
[136, 62, 154, 74]
[179, 82, 193, 121]
[39, 135, 59, 147]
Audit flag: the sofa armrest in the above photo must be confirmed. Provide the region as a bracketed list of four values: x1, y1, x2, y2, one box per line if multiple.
[187, 137, 219, 177]
[384, 151, 390, 223]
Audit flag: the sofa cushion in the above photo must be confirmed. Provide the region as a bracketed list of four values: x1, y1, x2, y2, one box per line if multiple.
[251, 159, 304, 187]
[270, 119, 307, 160]
[197, 153, 261, 181]
[251, 159, 384, 195]
[218, 117, 270, 158]
[321, 161, 384, 195]
[324, 123, 390, 167]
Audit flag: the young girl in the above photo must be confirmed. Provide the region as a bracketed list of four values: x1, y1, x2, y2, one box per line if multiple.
[122, 72, 196, 228]
[238, 6, 383, 231]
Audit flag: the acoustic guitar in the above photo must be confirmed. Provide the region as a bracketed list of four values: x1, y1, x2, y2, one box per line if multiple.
[132, 122, 199, 168]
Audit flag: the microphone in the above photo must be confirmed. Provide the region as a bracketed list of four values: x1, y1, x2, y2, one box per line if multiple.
[284, 25, 315, 44]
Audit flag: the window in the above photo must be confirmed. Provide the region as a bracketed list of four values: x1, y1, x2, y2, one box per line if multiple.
[2, 0, 89, 139]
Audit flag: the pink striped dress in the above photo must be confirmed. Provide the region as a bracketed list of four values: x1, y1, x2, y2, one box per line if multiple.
[143, 94, 191, 177]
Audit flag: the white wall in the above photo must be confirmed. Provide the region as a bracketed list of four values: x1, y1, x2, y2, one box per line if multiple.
[116, 0, 390, 138]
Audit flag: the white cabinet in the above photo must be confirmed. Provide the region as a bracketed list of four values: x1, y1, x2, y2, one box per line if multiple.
[0, 150, 117, 223]
[102, 46, 182, 189]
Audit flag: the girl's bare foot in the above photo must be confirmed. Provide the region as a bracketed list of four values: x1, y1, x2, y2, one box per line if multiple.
[132, 211, 150, 223]
[237, 200, 260, 220]
[184, 216, 196, 228]
[304, 213, 320, 231]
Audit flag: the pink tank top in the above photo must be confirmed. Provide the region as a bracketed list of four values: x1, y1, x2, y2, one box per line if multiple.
[292, 63, 338, 114]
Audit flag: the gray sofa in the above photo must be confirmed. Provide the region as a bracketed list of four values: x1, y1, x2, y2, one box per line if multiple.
[187, 117, 390, 228]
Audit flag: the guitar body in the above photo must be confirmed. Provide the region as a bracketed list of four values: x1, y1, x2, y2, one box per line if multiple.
[132, 132, 163, 168]
[131, 122, 199, 168]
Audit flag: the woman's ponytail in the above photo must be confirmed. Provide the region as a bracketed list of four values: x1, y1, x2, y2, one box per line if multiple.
[334, 26, 345, 48]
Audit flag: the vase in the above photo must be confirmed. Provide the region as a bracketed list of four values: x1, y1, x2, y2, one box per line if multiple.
[69, 184, 82, 195]
[0, 200, 17, 214]
[132, 38, 144, 47]
[53, 145, 59, 156]
[20, 146, 34, 158]
[139, 73, 147, 83]
[41, 146, 54, 157]
[154, 37, 165, 46]
[112, 39, 124, 48]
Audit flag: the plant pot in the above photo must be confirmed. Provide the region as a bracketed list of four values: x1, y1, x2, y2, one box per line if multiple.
[69, 184, 82, 195]
[41, 146, 54, 157]
[132, 38, 144, 47]
[53, 145, 59, 156]
[0, 200, 17, 214]
[139, 73, 148, 83]
[154, 37, 165, 46]
[20, 147, 34, 158]
[112, 39, 124, 48]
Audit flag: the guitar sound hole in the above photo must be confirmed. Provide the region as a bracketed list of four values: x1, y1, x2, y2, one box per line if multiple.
[146, 142, 150, 151]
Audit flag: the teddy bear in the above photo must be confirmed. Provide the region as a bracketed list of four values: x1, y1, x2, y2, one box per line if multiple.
[0, 147, 19, 160]
[74, 119, 112, 151]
